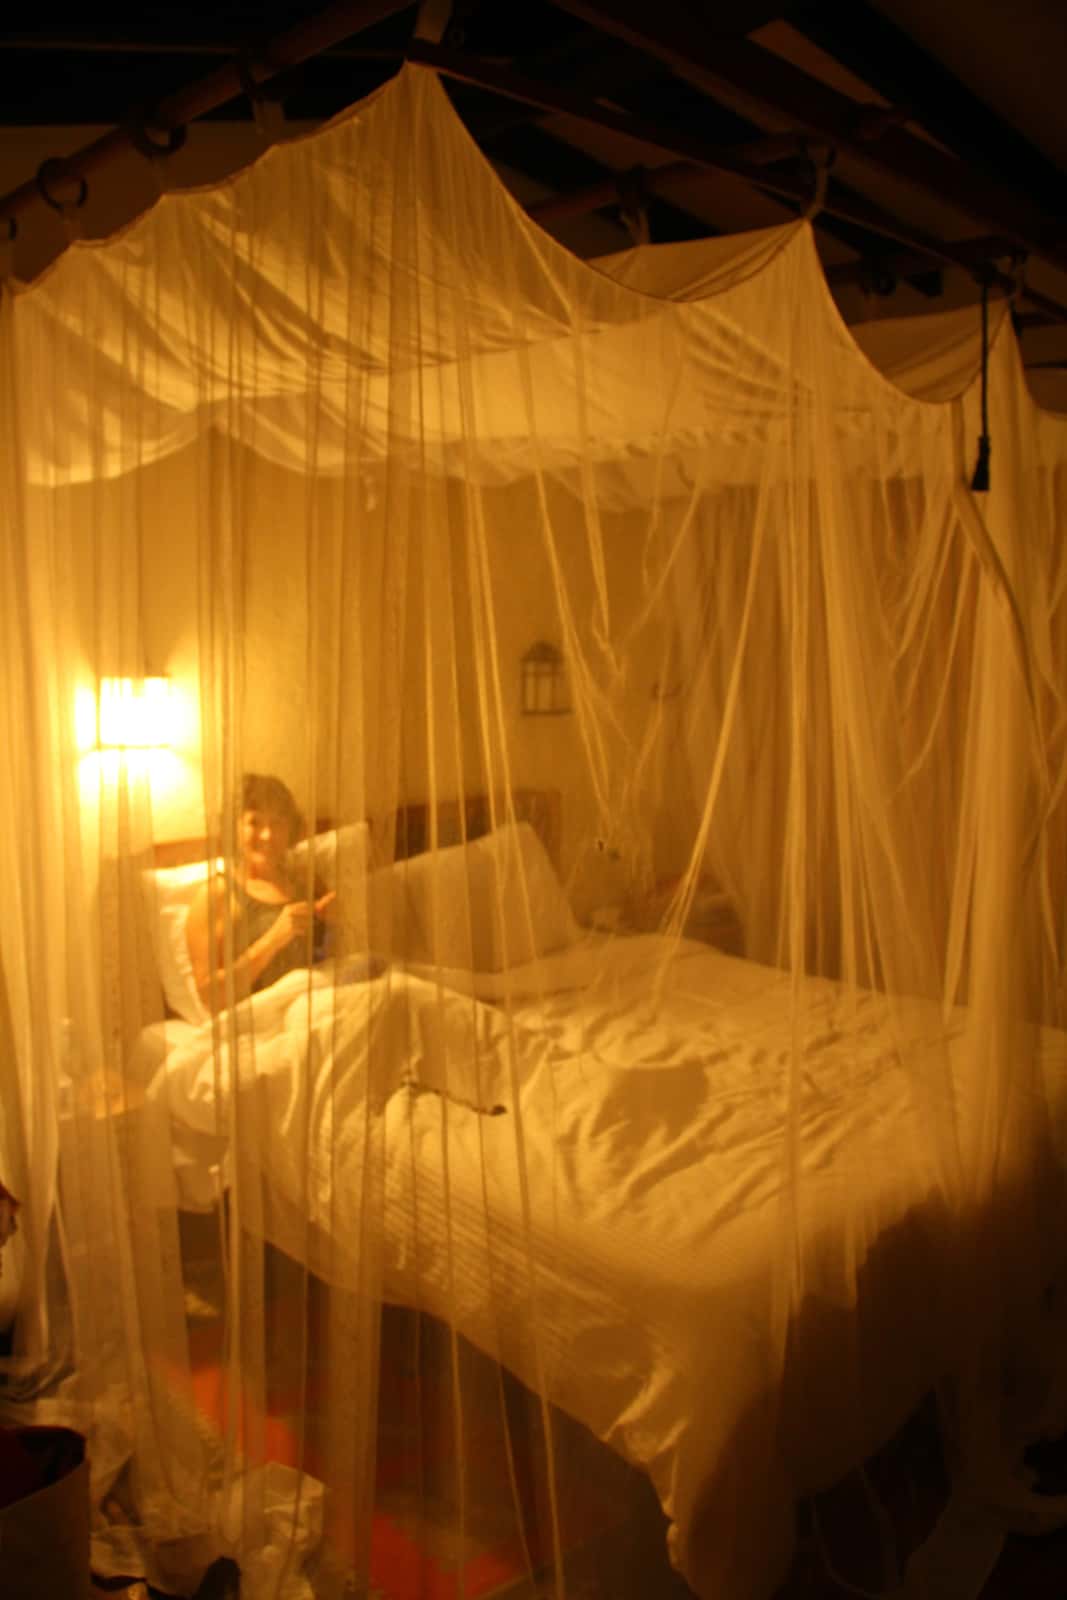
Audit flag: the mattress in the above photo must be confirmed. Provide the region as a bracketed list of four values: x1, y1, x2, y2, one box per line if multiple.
[139, 937, 1067, 1599]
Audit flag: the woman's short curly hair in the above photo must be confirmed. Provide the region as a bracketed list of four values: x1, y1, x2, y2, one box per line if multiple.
[238, 772, 305, 841]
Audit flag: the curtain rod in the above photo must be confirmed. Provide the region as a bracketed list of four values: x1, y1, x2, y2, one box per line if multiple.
[0, 0, 413, 233]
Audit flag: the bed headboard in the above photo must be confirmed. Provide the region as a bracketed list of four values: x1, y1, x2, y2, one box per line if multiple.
[392, 789, 561, 869]
[152, 837, 215, 869]
[152, 792, 562, 871]
[151, 816, 336, 870]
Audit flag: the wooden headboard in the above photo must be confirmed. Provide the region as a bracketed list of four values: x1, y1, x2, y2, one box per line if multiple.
[151, 816, 335, 870]
[392, 789, 561, 868]
[152, 792, 562, 871]
[152, 837, 217, 869]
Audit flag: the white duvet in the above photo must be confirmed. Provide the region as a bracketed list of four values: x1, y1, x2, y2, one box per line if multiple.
[143, 939, 1067, 1600]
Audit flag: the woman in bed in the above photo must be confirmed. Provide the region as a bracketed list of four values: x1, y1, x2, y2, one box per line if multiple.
[186, 773, 336, 1015]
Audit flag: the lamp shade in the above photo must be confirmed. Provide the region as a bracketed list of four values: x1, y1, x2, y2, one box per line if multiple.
[97, 677, 173, 748]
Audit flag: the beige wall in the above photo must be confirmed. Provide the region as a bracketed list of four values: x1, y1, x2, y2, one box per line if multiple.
[49, 433, 698, 925]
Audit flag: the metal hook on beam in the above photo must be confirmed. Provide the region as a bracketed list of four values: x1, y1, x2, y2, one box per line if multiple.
[36, 158, 89, 216]
[126, 112, 188, 165]
[0, 213, 16, 281]
[800, 141, 836, 223]
[412, 0, 454, 44]
[238, 57, 287, 143]
[616, 165, 651, 247]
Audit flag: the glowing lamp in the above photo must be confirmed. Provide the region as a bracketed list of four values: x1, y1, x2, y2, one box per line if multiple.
[97, 677, 174, 749]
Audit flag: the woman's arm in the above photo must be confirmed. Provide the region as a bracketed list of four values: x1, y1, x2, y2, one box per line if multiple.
[186, 880, 314, 1015]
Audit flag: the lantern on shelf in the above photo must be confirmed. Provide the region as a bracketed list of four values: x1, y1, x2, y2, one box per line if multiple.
[521, 642, 569, 716]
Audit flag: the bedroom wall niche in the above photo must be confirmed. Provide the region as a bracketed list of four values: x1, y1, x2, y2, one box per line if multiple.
[1, 61, 1066, 1600]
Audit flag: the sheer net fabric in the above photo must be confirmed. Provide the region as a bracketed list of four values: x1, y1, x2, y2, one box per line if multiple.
[1, 63, 1066, 1600]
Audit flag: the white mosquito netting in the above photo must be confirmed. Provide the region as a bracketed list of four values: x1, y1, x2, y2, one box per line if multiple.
[1, 61, 1066, 1600]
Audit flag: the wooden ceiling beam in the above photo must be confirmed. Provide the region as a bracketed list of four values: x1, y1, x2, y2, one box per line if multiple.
[0, 0, 413, 231]
[410, 39, 1067, 326]
[1014, 310, 1058, 332]
[549, 0, 1067, 280]
[792, 1, 1067, 210]
[412, 40, 941, 250]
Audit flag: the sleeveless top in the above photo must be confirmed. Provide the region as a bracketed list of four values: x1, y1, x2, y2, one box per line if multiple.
[233, 880, 328, 993]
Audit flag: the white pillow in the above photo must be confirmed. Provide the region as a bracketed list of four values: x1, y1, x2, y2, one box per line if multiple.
[142, 826, 375, 1020]
[479, 822, 580, 969]
[365, 860, 419, 958]
[289, 821, 370, 894]
[402, 839, 487, 969]
[405, 822, 579, 972]
[290, 822, 373, 953]
[140, 860, 217, 1026]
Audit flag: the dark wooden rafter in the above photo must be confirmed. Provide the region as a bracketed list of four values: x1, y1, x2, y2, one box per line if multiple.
[0, 0, 415, 230]
[412, 40, 934, 244]
[791, 0, 1067, 212]
[0, 0, 1064, 332]
[408, 38, 1067, 326]
[1015, 311, 1058, 332]
[522, 136, 954, 289]
[461, 38, 658, 144]
[548, 0, 1067, 280]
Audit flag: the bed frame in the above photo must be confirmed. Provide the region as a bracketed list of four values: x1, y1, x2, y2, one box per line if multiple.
[152, 788, 562, 871]
[391, 788, 561, 867]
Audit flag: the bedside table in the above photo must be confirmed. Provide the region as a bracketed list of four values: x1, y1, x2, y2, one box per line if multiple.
[590, 904, 627, 933]
[620, 879, 744, 955]
[680, 890, 744, 956]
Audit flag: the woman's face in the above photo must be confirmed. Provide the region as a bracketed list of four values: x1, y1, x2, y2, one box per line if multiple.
[239, 807, 293, 875]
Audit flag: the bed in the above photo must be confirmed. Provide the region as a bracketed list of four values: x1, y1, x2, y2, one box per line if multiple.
[130, 800, 1067, 1600]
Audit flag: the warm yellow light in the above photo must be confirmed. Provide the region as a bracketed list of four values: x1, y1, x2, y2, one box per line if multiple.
[97, 677, 174, 748]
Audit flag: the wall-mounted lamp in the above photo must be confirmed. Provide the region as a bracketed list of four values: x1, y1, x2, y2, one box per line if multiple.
[521, 642, 570, 717]
[97, 676, 174, 749]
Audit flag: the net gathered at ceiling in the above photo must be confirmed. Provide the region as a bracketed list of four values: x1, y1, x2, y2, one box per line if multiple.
[1, 62, 1066, 1600]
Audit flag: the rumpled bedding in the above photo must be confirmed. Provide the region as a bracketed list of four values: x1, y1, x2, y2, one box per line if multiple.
[141, 940, 1067, 1600]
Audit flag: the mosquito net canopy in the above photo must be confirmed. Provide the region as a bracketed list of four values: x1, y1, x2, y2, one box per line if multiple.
[1, 62, 1066, 1600]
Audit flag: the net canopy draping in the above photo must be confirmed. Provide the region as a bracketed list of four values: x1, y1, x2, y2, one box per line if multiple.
[1, 60, 1067, 1600]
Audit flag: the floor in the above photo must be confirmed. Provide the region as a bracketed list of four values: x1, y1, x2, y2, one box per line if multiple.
[92, 1520, 1067, 1600]
[778, 1519, 1067, 1600]
[86, 1226, 1067, 1599]
[773, 1416, 1067, 1600]
[89, 1430, 1067, 1600]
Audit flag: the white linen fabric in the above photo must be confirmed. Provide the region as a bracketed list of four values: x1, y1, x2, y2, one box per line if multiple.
[141, 860, 218, 1025]
[0, 58, 1065, 1600]
[140, 824, 372, 1025]
[140, 936, 1067, 1599]
[403, 820, 579, 970]
[290, 820, 371, 897]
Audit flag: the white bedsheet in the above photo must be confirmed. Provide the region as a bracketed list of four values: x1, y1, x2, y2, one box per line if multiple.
[141, 941, 1067, 1600]
[402, 928, 622, 999]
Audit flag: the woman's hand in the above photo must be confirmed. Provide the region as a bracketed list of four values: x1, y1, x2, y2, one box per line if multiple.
[270, 891, 337, 951]
[270, 899, 313, 951]
[189, 877, 338, 1014]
